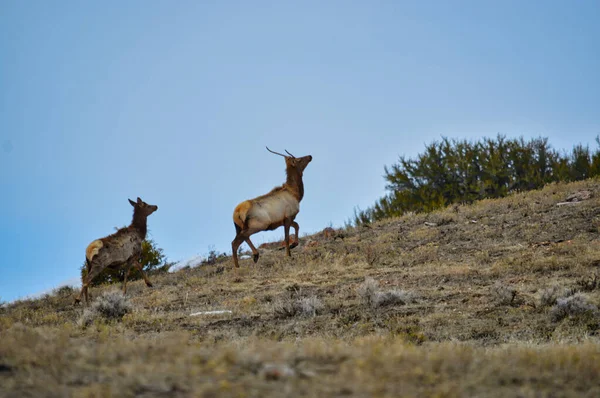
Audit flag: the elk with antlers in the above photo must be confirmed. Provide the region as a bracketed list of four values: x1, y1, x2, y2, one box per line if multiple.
[231, 147, 312, 273]
[74, 197, 158, 304]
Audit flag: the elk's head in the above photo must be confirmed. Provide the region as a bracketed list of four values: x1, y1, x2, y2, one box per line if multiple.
[128, 197, 158, 217]
[266, 147, 312, 175]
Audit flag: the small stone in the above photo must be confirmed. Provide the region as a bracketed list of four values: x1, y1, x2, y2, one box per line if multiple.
[260, 363, 295, 380]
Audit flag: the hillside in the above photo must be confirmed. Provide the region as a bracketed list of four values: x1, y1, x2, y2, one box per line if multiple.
[2, 179, 600, 397]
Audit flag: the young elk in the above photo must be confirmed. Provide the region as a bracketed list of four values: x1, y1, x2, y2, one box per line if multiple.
[232, 147, 312, 274]
[74, 197, 158, 304]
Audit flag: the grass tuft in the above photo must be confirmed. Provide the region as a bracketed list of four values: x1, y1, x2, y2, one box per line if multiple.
[357, 277, 414, 308]
[79, 290, 132, 326]
[273, 294, 325, 318]
[356, 278, 379, 307]
[549, 293, 598, 322]
[492, 283, 518, 306]
[539, 286, 562, 307]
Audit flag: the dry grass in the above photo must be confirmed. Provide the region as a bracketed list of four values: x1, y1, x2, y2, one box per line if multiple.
[1, 326, 599, 397]
[2, 179, 600, 396]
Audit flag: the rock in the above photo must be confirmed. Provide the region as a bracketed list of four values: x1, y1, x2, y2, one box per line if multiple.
[303, 240, 318, 249]
[566, 190, 592, 202]
[190, 310, 232, 316]
[322, 227, 336, 239]
[260, 363, 295, 380]
[556, 201, 580, 207]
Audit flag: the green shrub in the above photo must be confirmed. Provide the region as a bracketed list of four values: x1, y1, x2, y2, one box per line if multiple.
[356, 135, 600, 224]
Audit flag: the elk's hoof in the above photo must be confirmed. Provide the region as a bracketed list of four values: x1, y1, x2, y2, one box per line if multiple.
[253, 253, 260, 263]
[73, 298, 81, 305]
[290, 241, 299, 249]
[146, 282, 153, 288]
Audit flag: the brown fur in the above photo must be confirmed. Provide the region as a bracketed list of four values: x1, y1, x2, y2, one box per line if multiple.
[74, 197, 158, 305]
[231, 149, 312, 275]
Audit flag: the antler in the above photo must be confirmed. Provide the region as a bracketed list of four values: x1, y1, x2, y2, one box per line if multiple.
[284, 150, 296, 158]
[266, 146, 287, 157]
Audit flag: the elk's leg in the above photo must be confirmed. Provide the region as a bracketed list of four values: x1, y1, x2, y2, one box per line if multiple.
[122, 258, 136, 295]
[75, 261, 106, 305]
[283, 219, 292, 257]
[74, 283, 85, 304]
[76, 259, 94, 304]
[290, 221, 300, 249]
[245, 238, 260, 263]
[75, 264, 91, 304]
[134, 260, 153, 287]
[232, 233, 246, 269]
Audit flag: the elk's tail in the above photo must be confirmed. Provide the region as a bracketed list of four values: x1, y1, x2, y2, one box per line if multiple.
[233, 201, 251, 235]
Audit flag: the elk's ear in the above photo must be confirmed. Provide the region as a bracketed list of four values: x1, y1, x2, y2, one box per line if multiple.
[129, 199, 136, 207]
[137, 197, 143, 204]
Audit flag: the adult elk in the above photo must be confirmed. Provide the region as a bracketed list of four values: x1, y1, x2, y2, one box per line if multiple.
[74, 197, 158, 304]
[231, 147, 312, 274]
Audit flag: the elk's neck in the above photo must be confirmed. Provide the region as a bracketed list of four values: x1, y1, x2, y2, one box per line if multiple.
[130, 210, 148, 238]
[285, 168, 304, 201]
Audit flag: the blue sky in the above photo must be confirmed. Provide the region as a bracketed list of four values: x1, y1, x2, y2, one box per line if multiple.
[1, 1, 599, 302]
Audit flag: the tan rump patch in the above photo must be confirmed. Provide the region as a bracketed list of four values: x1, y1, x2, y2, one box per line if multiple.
[233, 201, 252, 227]
[86, 240, 103, 262]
